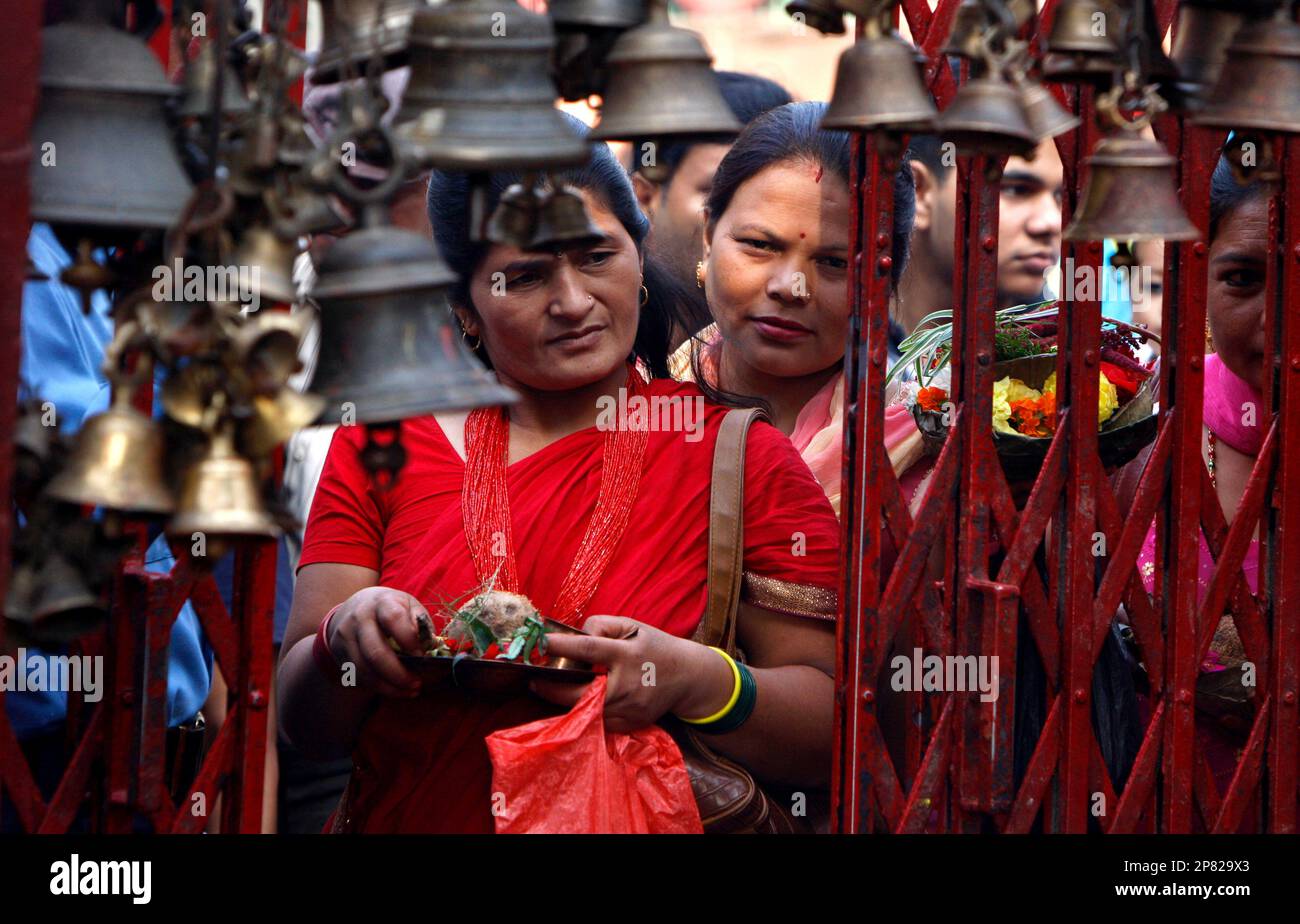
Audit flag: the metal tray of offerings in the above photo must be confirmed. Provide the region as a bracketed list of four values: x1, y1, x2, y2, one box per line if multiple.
[396, 618, 595, 695]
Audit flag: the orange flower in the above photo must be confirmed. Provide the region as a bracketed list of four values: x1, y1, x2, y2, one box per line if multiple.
[1008, 397, 1055, 437]
[917, 386, 948, 413]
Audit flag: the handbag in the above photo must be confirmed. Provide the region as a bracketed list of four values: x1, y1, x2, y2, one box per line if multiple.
[662, 407, 821, 834]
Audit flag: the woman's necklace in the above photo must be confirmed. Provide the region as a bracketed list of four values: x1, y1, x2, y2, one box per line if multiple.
[461, 365, 650, 627]
[1207, 429, 1217, 490]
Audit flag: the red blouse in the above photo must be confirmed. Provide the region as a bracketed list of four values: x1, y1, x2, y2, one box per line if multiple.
[299, 377, 840, 832]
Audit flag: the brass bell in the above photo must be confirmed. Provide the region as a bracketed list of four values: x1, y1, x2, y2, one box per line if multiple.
[240, 389, 328, 459]
[1194, 14, 1300, 134]
[60, 239, 116, 315]
[823, 31, 938, 134]
[1064, 134, 1201, 242]
[936, 75, 1037, 158]
[309, 223, 518, 423]
[1017, 77, 1080, 141]
[46, 387, 175, 514]
[548, 0, 644, 29]
[4, 554, 106, 646]
[29, 0, 192, 238]
[176, 39, 252, 119]
[231, 227, 303, 306]
[231, 311, 309, 395]
[1170, 2, 1245, 106]
[784, 0, 846, 36]
[589, 4, 743, 142]
[942, 0, 989, 59]
[1042, 0, 1121, 86]
[397, 0, 589, 171]
[526, 184, 605, 253]
[168, 425, 280, 541]
[486, 182, 542, 249]
[312, 0, 425, 84]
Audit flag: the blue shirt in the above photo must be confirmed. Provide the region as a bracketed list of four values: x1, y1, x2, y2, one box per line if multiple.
[7, 225, 213, 739]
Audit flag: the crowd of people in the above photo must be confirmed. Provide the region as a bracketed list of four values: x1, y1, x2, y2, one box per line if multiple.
[7, 57, 1269, 832]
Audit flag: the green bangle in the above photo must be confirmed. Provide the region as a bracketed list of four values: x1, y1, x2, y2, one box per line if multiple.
[695, 660, 757, 736]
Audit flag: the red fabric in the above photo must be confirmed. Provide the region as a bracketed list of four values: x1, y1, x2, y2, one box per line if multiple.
[301, 378, 839, 833]
[485, 677, 704, 834]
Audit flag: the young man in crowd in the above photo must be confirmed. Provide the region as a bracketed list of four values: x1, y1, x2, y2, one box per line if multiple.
[897, 135, 1065, 334]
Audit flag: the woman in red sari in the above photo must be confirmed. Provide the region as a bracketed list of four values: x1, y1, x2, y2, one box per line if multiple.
[276, 116, 842, 833]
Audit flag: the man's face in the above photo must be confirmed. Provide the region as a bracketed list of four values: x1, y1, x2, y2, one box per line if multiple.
[918, 138, 1064, 308]
[643, 142, 731, 284]
[996, 140, 1064, 307]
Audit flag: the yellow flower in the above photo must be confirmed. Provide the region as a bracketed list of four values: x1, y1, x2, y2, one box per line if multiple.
[991, 377, 1042, 435]
[1041, 371, 1119, 428]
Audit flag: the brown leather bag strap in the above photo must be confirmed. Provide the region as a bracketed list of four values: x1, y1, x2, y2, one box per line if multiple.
[693, 407, 769, 654]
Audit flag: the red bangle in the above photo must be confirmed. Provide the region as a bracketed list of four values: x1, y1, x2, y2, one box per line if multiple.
[313, 604, 345, 679]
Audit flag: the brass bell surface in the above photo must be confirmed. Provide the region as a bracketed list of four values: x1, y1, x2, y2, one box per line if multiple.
[942, 0, 988, 59]
[309, 224, 517, 423]
[589, 15, 743, 142]
[936, 76, 1037, 158]
[230, 227, 302, 305]
[177, 40, 253, 119]
[1170, 3, 1244, 105]
[526, 185, 605, 253]
[27, 552, 107, 643]
[784, 0, 846, 36]
[312, 0, 426, 84]
[823, 33, 938, 134]
[1018, 79, 1080, 141]
[1194, 15, 1300, 134]
[1064, 135, 1201, 242]
[397, 0, 589, 171]
[29, 0, 192, 236]
[46, 390, 175, 514]
[167, 427, 280, 540]
[231, 311, 309, 395]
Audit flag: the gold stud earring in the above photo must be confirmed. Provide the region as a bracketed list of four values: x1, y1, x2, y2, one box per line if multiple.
[695, 261, 706, 289]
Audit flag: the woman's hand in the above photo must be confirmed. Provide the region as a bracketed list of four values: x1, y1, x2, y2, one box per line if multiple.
[531, 615, 733, 734]
[326, 586, 429, 699]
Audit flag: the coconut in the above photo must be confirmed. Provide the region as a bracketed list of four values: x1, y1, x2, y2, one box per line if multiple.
[444, 590, 540, 650]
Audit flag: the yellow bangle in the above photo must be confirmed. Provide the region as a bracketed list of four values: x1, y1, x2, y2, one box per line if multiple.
[679, 647, 743, 725]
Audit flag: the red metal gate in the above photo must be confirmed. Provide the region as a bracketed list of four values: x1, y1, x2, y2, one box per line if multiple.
[833, 0, 1300, 833]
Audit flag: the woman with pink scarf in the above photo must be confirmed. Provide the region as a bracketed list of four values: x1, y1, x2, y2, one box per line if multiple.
[669, 102, 922, 516]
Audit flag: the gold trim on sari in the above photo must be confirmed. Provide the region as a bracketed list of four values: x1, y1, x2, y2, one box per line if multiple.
[742, 572, 838, 621]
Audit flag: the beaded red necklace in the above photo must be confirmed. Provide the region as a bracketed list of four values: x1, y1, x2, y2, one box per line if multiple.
[461, 365, 650, 627]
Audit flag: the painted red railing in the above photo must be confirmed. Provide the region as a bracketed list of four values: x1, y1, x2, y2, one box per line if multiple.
[833, 0, 1300, 833]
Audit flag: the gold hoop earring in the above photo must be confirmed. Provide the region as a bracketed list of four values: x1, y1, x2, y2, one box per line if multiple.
[695, 261, 706, 290]
[461, 326, 482, 351]
[639, 284, 649, 307]
[1205, 319, 1215, 354]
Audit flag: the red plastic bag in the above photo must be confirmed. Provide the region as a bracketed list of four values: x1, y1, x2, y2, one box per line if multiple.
[485, 677, 704, 834]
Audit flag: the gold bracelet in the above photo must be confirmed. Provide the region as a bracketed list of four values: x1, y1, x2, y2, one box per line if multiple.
[678, 646, 742, 725]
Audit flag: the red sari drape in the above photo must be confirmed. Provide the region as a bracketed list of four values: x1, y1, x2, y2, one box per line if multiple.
[299, 377, 841, 833]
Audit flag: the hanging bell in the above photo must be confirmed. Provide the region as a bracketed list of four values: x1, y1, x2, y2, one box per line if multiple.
[942, 0, 989, 59]
[526, 185, 605, 253]
[548, 0, 645, 29]
[1170, 3, 1245, 107]
[4, 553, 106, 646]
[29, 0, 192, 240]
[486, 182, 542, 249]
[1064, 134, 1201, 242]
[1017, 77, 1080, 141]
[937, 75, 1037, 158]
[589, 6, 743, 142]
[168, 425, 280, 541]
[231, 227, 302, 306]
[240, 389, 328, 459]
[784, 0, 846, 36]
[309, 223, 517, 423]
[1042, 0, 1121, 86]
[397, 0, 589, 171]
[231, 311, 310, 395]
[1194, 14, 1300, 134]
[46, 387, 175, 514]
[176, 40, 252, 119]
[312, 0, 425, 85]
[823, 32, 938, 134]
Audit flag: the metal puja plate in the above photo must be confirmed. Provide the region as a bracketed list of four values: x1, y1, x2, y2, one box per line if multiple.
[396, 652, 594, 696]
